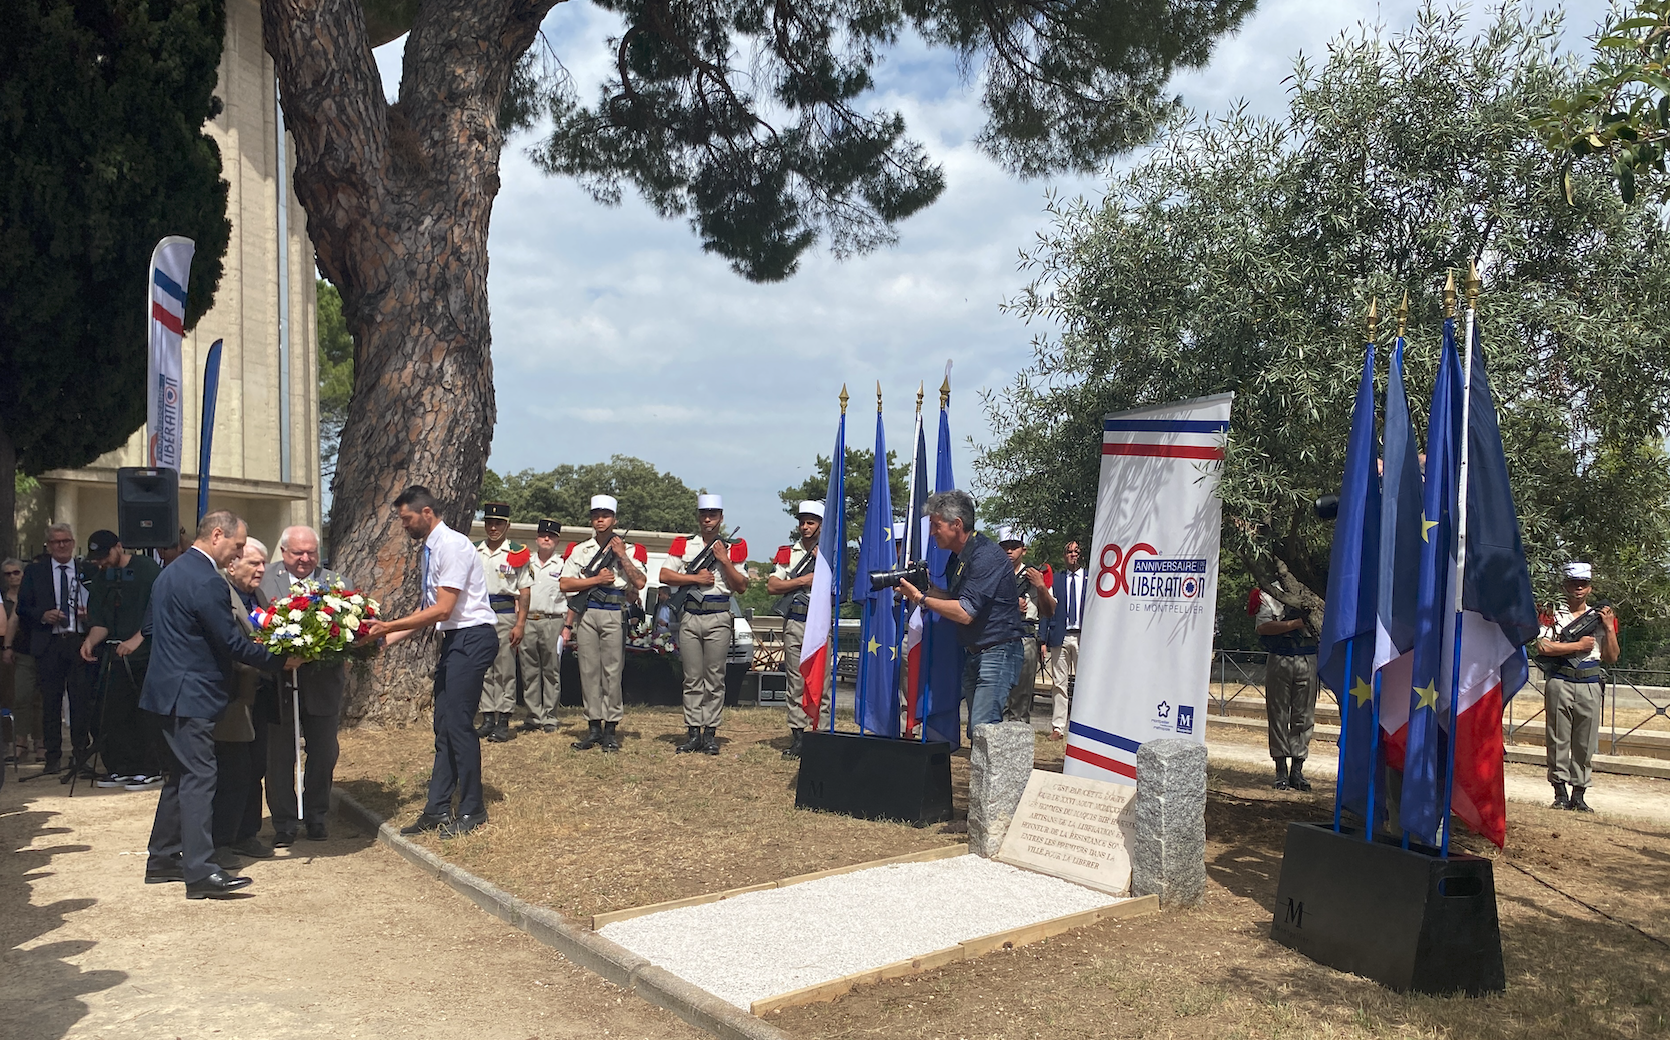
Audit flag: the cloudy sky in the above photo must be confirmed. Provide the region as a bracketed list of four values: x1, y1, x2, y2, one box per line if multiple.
[372, 0, 1608, 549]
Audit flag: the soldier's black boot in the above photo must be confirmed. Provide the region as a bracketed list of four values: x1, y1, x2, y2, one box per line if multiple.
[1288, 758, 1311, 792]
[782, 730, 803, 760]
[675, 726, 703, 754]
[601, 721, 621, 752]
[701, 727, 720, 755]
[475, 712, 496, 738]
[1272, 757, 1290, 790]
[572, 720, 603, 751]
[1569, 785, 1594, 813]
[1551, 779, 1570, 809]
[488, 713, 513, 743]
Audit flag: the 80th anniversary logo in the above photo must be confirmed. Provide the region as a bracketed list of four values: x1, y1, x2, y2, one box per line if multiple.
[1096, 542, 1208, 614]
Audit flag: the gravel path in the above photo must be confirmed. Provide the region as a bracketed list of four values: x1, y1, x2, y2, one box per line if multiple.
[599, 854, 1122, 1009]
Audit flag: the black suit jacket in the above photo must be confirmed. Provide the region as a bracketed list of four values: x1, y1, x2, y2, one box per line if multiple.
[1041, 569, 1087, 649]
[15, 557, 90, 657]
[139, 547, 283, 720]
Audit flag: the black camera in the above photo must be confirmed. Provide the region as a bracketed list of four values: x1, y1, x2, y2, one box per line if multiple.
[869, 562, 929, 592]
[1313, 494, 1340, 521]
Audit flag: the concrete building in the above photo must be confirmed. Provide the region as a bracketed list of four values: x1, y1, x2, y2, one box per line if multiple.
[22, 0, 319, 556]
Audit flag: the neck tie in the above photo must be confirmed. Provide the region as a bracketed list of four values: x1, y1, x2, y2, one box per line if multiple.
[58, 564, 72, 632]
[421, 546, 433, 609]
[1067, 572, 1079, 629]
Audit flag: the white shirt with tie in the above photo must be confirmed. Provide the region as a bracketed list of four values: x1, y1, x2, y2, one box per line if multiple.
[1060, 568, 1087, 633]
[53, 559, 85, 634]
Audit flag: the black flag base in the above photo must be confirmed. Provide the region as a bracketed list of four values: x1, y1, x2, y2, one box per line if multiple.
[795, 731, 953, 827]
[1270, 822, 1505, 995]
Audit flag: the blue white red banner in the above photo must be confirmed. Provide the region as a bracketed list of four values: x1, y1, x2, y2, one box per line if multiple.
[1064, 394, 1233, 785]
[147, 236, 195, 469]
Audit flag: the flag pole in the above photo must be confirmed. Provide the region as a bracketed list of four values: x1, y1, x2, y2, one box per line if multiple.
[828, 386, 848, 735]
[1441, 263, 1481, 857]
[1333, 300, 1376, 834]
[900, 385, 924, 737]
[1365, 294, 1408, 843]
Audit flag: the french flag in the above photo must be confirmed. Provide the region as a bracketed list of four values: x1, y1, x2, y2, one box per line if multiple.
[1100, 417, 1228, 462]
[799, 411, 846, 723]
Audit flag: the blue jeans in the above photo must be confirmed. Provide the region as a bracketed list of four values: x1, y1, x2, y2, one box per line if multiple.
[963, 639, 1025, 737]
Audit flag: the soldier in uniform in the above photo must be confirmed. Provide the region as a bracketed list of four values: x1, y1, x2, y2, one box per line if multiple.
[662, 494, 749, 755]
[560, 495, 646, 752]
[518, 519, 569, 733]
[768, 501, 824, 758]
[999, 528, 1054, 723]
[475, 503, 531, 744]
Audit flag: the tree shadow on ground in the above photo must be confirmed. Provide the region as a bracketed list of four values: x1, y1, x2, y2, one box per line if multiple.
[0, 803, 126, 1040]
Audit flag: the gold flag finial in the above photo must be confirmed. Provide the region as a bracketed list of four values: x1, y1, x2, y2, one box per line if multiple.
[1443, 270, 1456, 318]
[1466, 260, 1482, 308]
[1397, 292, 1409, 338]
[939, 374, 951, 409]
[839, 384, 849, 415]
[876, 380, 883, 413]
[1367, 297, 1379, 343]
[916, 382, 924, 415]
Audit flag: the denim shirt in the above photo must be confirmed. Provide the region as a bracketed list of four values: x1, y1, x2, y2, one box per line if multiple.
[946, 533, 1023, 650]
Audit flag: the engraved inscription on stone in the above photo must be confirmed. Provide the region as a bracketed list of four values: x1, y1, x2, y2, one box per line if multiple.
[994, 771, 1137, 897]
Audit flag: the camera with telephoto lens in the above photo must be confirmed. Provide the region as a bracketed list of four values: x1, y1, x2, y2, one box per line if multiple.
[869, 562, 930, 592]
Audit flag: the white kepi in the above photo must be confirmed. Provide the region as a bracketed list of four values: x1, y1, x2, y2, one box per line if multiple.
[797, 500, 825, 518]
[590, 494, 618, 513]
[698, 494, 724, 511]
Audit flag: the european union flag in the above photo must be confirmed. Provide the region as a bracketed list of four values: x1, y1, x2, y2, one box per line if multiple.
[1375, 336, 1425, 673]
[1401, 319, 1463, 842]
[922, 391, 964, 747]
[854, 407, 899, 737]
[1319, 343, 1381, 821]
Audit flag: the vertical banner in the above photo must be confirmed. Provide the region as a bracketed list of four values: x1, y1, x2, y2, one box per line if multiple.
[1064, 393, 1234, 785]
[147, 236, 196, 469]
[197, 339, 224, 523]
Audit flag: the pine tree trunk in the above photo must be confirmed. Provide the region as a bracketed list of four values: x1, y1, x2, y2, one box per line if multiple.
[263, 0, 551, 723]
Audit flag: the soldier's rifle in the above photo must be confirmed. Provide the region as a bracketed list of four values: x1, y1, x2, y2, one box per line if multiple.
[672, 527, 743, 613]
[567, 536, 621, 628]
[772, 546, 817, 619]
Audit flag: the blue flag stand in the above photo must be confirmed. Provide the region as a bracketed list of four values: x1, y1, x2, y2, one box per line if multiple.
[1270, 287, 1503, 997]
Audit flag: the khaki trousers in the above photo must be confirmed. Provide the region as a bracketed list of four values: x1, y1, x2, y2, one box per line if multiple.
[783, 619, 832, 731]
[1048, 634, 1079, 732]
[679, 610, 731, 728]
[477, 614, 520, 714]
[1544, 675, 1602, 788]
[1265, 652, 1318, 760]
[576, 609, 625, 723]
[518, 617, 564, 725]
[1003, 635, 1041, 722]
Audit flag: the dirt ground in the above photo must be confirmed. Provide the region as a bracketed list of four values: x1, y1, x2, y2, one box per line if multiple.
[0, 773, 705, 1040]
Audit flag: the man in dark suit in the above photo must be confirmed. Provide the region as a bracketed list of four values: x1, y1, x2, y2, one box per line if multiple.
[15, 523, 95, 775]
[1039, 539, 1087, 741]
[141, 510, 298, 899]
[259, 524, 349, 844]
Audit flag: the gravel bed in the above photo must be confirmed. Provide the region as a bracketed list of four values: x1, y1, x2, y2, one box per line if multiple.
[599, 854, 1122, 1009]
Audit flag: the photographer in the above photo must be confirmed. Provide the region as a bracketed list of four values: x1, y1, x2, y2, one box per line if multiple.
[79, 530, 163, 787]
[896, 490, 1024, 735]
[1537, 562, 1617, 813]
[1256, 580, 1318, 792]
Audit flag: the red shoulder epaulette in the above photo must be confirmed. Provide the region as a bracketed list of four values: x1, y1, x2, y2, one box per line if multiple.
[506, 544, 531, 568]
[632, 543, 649, 564]
[563, 541, 578, 560]
[1247, 587, 1262, 616]
[1041, 563, 1054, 586]
[774, 545, 791, 567]
[730, 539, 749, 563]
[668, 536, 689, 557]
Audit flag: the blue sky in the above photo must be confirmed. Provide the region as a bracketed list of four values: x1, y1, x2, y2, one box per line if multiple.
[372, 0, 1610, 549]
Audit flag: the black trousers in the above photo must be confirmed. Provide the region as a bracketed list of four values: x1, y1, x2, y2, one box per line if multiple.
[265, 705, 340, 833]
[241, 720, 268, 842]
[212, 739, 256, 848]
[425, 625, 498, 819]
[34, 634, 95, 761]
[98, 654, 162, 777]
[147, 713, 219, 883]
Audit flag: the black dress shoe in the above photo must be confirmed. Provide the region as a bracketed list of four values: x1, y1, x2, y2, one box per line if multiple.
[438, 812, 487, 838]
[272, 830, 297, 848]
[399, 812, 451, 835]
[42, 757, 62, 775]
[571, 721, 603, 751]
[305, 820, 329, 841]
[186, 870, 253, 899]
[229, 836, 275, 859]
[144, 863, 185, 884]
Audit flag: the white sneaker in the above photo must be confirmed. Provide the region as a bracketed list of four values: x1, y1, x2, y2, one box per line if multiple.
[124, 775, 163, 790]
[95, 775, 131, 788]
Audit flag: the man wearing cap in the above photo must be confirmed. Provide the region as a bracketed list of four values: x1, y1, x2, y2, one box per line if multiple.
[1041, 540, 1086, 740]
[768, 502, 824, 758]
[1537, 562, 1617, 812]
[662, 495, 749, 755]
[475, 503, 532, 744]
[78, 529, 164, 786]
[1256, 579, 1319, 791]
[519, 519, 569, 733]
[561, 496, 647, 751]
[999, 528, 1055, 723]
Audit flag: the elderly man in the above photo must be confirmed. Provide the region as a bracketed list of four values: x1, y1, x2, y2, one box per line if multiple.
[213, 538, 276, 862]
[259, 525, 349, 844]
[15, 523, 94, 776]
[1538, 562, 1618, 812]
[897, 490, 1024, 735]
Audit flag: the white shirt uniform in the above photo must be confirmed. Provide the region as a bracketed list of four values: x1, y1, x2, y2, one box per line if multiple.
[424, 521, 497, 630]
[667, 536, 742, 613]
[771, 543, 815, 620]
[561, 537, 640, 593]
[526, 551, 569, 617]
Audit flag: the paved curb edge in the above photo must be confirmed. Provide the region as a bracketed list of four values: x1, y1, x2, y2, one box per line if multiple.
[330, 787, 790, 1040]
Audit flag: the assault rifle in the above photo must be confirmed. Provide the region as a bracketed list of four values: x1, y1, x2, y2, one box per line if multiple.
[567, 536, 621, 627]
[1532, 601, 1611, 675]
[771, 546, 817, 618]
[670, 527, 742, 615]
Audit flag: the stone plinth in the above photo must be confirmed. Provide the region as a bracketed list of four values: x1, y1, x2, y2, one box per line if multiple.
[995, 771, 1137, 896]
[1132, 738, 1208, 908]
[968, 722, 1035, 857]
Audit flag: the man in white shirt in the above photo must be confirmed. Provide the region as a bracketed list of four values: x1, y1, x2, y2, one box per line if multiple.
[661, 494, 748, 755]
[519, 518, 569, 733]
[1537, 562, 1617, 812]
[560, 495, 646, 752]
[368, 485, 500, 838]
[1041, 540, 1087, 740]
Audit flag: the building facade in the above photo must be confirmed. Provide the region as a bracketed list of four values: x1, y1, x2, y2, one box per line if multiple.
[25, 0, 320, 556]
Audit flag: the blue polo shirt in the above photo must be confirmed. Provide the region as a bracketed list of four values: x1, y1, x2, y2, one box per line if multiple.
[946, 533, 1023, 651]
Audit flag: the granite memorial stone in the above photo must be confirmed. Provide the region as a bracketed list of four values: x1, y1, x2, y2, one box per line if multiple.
[968, 722, 1035, 857]
[996, 770, 1137, 896]
[1132, 738, 1207, 908]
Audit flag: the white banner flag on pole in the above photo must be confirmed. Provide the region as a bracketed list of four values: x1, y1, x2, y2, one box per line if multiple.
[147, 236, 195, 469]
[1064, 393, 1233, 786]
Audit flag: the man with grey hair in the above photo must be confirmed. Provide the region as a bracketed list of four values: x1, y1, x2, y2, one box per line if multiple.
[15, 522, 95, 775]
[897, 490, 1024, 735]
[259, 523, 349, 844]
